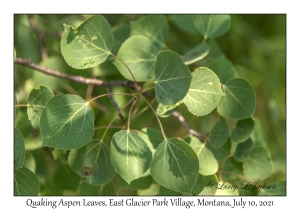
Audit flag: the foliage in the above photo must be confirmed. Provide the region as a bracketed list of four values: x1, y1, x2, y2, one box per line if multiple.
[14, 14, 286, 196]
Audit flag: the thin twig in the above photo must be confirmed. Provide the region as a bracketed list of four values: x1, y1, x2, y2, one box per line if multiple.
[15, 57, 133, 87]
[172, 111, 207, 141]
[105, 86, 126, 125]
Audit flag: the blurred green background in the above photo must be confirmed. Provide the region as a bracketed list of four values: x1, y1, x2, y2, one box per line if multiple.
[14, 14, 286, 195]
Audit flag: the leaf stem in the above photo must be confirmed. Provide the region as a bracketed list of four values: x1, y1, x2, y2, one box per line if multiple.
[100, 98, 135, 141]
[127, 96, 138, 130]
[88, 92, 134, 103]
[140, 95, 167, 140]
[110, 53, 140, 92]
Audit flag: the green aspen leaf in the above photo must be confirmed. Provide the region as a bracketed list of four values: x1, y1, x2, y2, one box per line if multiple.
[221, 157, 243, 180]
[110, 130, 152, 184]
[192, 15, 231, 39]
[155, 51, 192, 105]
[169, 15, 198, 34]
[234, 138, 253, 162]
[112, 24, 130, 55]
[259, 181, 286, 196]
[14, 167, 40, 195]
[251, 117, 267, 147]
[79, 181, 116, 195]
[186, 136, 218, 176]
[40, 94, 95, 150]
[113, 35, 160, 82]
[207, 137, 231, 161]
[208, 39, 223, 60]
[231, 118, 255, 143]
[68, 141, 115, 186]
[156, 102, 181, 118]
[243, 147, 274, 180]
[207, 55, 238, 84]
[137, 127, 164, 155]
[151, 138, 199, 193]
[215, 181, 239, 195]
[217, 78, 256, 120]
[27, 85, 54, 130]
[14, 128, 25, 170]
[131, 15, 168, 49]
[208, 120, 229, 149]
[159, 186, 182, 196]
[119, 174, 153, 190]
[137, 184, 160, 196]
[183, 67, 223, 116]
[193, 174, 218, 195]
[61, 15, 114, 69]
[182, 43, 210, 65]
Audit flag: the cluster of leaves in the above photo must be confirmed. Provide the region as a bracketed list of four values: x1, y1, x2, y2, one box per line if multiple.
[14, 14, 285, 196]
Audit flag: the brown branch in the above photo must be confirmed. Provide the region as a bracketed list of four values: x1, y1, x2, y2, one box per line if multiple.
[172, 111, 208, 141]
[14, 57, 135, 88]
[105, 86, 126, 125]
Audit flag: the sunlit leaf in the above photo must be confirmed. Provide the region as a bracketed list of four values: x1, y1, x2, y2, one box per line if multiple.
[183, 67, 223, 116]
[231, 118, 255, 143]
[207, 55, 238, 84]
[192, 15, 231, 39]
[221, 157, 243, 180]
[155, 50, 191, 105]
[14, 128, 25, 170]
[27, 85, 54, 130]
[24, 153, 36, 173]
[151, 138, 199, 193]
[119, 174, 153, 190]
[137, 184, 160, 196]
[14, 167, 40, 195]
[113, 35, 160, 81]
[61, 15, 114, 69]
[68, 141, 115, 186]
[234, 138, 253, 162]
[208, 120, 229, 149]
[40, 94, 95, 150]
[131, 15, 168, 49]
[110, 130, 152, 184]
[217, 78, 256, 120]
[185, 136, 218, 176]
[243, 147, 274, 180]
[182, 43, 209, 65]
[259, 181, 286, 196]
[193, 174, 218, 195]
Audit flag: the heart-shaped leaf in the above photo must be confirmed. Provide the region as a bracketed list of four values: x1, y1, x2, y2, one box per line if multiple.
[68, 141, 115, 186]
[61, 15, 114, 69]
[151, 138, 199, 193]
[192, 15, 231, 39]
[27, 85, 54, 130]
[113, 35, 160, 81]
[217, 78, 256, 120]
[40, 94, 95, 150]
[183, 67, 223, 116]
[155, 51, 191, 105]
[110, 130, 152, 184]
[131, 15, 168, 49]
